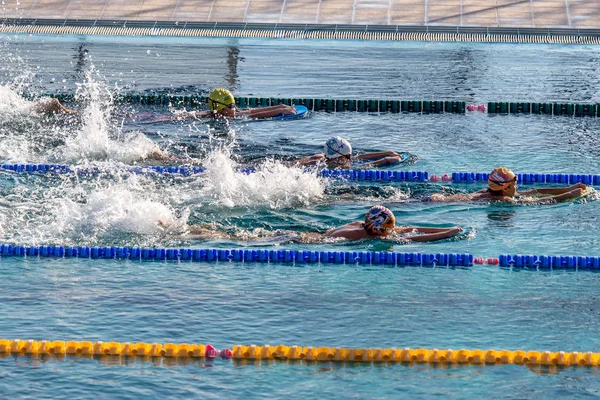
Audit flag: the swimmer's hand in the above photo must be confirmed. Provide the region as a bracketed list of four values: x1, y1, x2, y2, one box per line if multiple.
[281, 105, 297, 115]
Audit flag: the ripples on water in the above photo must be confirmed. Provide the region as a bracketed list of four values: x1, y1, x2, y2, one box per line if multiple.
[1, 35, 600, 398]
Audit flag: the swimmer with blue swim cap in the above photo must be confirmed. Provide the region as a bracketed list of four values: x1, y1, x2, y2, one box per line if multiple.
[296, 136, 408, 168]
[431, 167, 586, 203]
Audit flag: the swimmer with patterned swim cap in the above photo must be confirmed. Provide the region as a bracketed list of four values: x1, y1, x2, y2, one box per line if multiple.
[174, 88, 296, 120]
[181, 205, 462, 242]
[296, 136, 408, 168]
[324, 205, 462, 241]
[430, 167, 586, 203]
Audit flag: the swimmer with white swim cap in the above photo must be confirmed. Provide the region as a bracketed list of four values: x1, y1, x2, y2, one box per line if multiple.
[296, 136, 407, 168]
[183, 205, 462, 243]
[174, 88, 296, 120]
[430, 167, 586, 203]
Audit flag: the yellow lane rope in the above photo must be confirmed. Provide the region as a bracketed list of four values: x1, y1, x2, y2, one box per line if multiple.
[2, 340, 599, 367]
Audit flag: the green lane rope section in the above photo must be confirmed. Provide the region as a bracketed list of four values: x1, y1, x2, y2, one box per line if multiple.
[42, 93, 465, 114]
[40, 93, 600, 116]
[1, 19, 600, 44]
[487, 102, 599, 117]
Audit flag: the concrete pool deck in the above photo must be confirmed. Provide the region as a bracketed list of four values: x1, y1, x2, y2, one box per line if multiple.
[1, 0, 599, 30]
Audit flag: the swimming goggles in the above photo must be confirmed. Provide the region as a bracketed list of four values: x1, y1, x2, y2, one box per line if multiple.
[326, 143, 351, 160]
[488, 176, 517, 188]
[209, 99, 236, 109]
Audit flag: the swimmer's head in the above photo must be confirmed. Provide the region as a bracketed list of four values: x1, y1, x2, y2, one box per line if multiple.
[208, 88, 235, 112]
[324, 136, 352, 160]
[488, 167, 518, 195]
[363, 205, 396, 235]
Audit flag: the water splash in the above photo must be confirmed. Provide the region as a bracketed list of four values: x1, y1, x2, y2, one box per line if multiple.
[189, 146, 326, 209]
[57, 66, 165, 163]
[0, 174, 181, 246]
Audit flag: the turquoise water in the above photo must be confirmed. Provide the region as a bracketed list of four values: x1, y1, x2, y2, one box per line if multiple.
[1, 35, 600, 398]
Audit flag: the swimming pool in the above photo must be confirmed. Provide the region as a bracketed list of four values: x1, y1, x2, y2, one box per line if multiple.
[2, 34, 600, 398]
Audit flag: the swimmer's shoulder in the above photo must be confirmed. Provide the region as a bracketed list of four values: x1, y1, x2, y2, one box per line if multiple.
[297, 153, 326, 167]
[326, 222, 366, 240]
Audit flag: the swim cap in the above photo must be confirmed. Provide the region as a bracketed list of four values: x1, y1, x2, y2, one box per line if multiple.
[324, 136, 352, 159]
[488, 167, 517, 191]
[363, 205, 396, 234]
[208, 88, 235, 112]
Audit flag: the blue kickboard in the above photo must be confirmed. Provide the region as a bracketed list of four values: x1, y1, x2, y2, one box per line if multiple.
[271, 105, 308, 120]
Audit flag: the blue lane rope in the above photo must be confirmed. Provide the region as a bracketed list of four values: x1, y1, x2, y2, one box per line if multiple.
[499, 254, 600, 270]
[4, 163, 600, 186]
[451, 172, 600, 185]
[0, 163, 429, 182]
[0, 244, 473, 267]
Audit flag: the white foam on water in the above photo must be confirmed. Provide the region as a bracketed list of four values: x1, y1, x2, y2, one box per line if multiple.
[44, 177, 178, 242]
[0, 84, 32, 115]
[185, 147, 326, 209]
[58, 66, 164, 164]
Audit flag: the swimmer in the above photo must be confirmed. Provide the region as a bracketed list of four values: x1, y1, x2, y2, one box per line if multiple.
[23, 96, 189, 164]
[170, 88, 296, 120]
[26, 97, 77, 115]
[295, 136, 406, 169]
[323, 205, 462, 241]
[181, 205, 462, 243]
[430, 167, 586, 203]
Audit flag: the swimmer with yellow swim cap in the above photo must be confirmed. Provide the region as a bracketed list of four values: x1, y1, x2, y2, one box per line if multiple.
[431, 167, 586, 203]
[295, 136, 408, 169]
[177, 88, 296, 120]
[182, 205, 462, 243]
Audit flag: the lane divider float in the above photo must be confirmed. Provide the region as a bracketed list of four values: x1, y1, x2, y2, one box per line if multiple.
[34, 92, 600, 117]
[0, 339, 230, 358]
[0, 163, 430, 182]
[42, 93, 464, 114]
[4, 244, 600, 270]
[487, 101, 598, 117]
[2, 339, 600, 367]
[433, 172, 600, 185]
[0, 245, 474, 267]
[6, 163, 600, 186]
[498, 254, 600, 269]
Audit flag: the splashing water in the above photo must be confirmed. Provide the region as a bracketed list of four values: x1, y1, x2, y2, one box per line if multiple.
[0, 175, 181, 246]
[187, 147, 326, 209]
[0, 84, 31, 115]
[56, 181, 177, 238]
[59, 66, 162, 164]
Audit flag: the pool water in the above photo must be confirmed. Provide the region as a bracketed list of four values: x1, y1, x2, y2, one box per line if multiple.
[1, 34, 600, 398]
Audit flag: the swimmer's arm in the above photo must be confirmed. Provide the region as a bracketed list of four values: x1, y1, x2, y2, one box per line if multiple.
[178, 110, 212, 120]
[362, 156, 403, 167]
[521, 183, 586, 196]
[540, 188, 585, 202]
[239, 105, 297, 119]
[395, 226, 463, 242]
[429, 193, 476, 202]
[355, 151, 400, 160]
[294, 154, 325, 167]
[184, 226, 233, 239]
